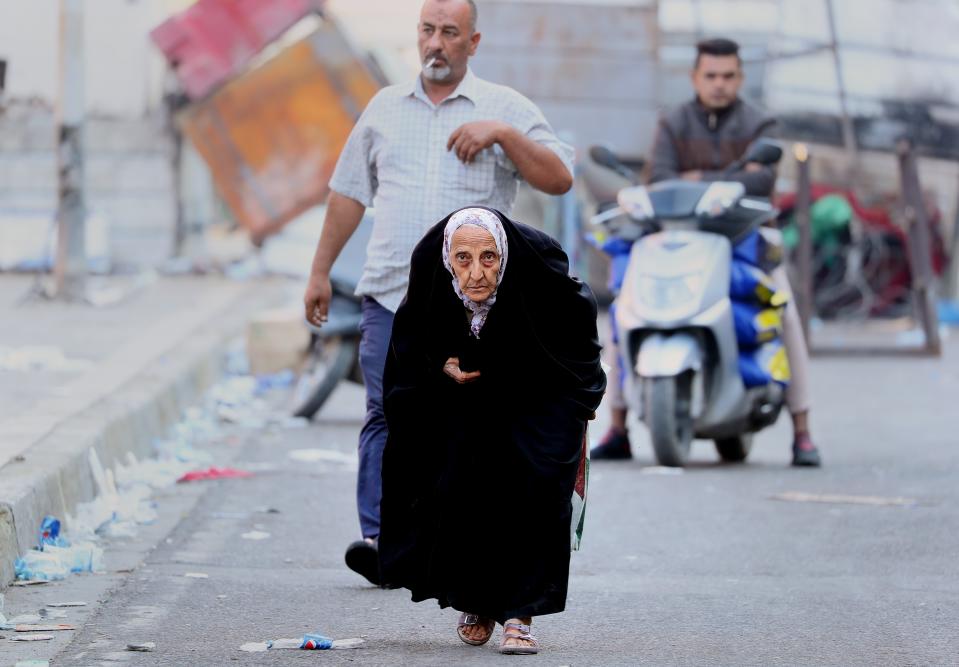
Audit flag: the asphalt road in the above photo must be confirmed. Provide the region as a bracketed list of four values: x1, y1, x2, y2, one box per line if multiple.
[8, 337, 959, 666]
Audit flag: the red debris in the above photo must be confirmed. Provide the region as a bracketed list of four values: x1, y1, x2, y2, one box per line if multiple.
[177, 467, 254, 483]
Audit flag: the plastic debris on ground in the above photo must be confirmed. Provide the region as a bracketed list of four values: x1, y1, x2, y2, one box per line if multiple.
[177, 467, 254, 483]
[127, 642, 156, 652]
[240, 531, 271, 541]
[16, 660, 51, 667]
[14, 514, 104, 582]
[770, 491, 918, 507]
[7, 343, 296, 586]
[184, 572, 209, 579]
[240, 634, 364, 652]
[9, 634, 54, 641]
[14, 624, 75, 632]
[46, 602, 86, 608]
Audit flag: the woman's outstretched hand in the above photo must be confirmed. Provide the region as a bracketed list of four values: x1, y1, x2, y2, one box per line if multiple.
[443, 357, 481, 384]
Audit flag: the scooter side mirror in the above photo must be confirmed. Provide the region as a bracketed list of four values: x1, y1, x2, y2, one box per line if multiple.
[742, 138, 783, 166]
[589, 145, 624, 170]
[589, 145, 638, 183]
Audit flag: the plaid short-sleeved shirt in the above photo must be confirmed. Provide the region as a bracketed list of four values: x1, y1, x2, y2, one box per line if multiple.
[328, 68, 574, 312]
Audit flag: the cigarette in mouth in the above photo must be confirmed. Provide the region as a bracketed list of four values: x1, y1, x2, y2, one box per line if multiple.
[425, 57, 437, 68]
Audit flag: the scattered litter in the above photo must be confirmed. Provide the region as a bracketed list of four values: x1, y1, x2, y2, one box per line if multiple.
[257, 507, 281, 514]
[126, 642, 156, 652]
[241, 531, 271, 541]
[177, 467, 253, 483]
[0, 346, 94, 373]
[15, 660, 50, 667]
[771, 491, 918, 507]
[15, 539, 103, 581]
[255, 370, 296, 393]
[38, 609, 68, 619]
[184, 572, 209, 579]
[15, 624, 75, 632]
[240, 642, 268, 652]
[46, 602, 86, 608]
[9, 614, 42, 624]
[11, 580, 48, 587]
[288, 449, 358, 465]
[240, 634, 364, 652]
[9, 634, 55, 641]
[640, 466, 685, 476]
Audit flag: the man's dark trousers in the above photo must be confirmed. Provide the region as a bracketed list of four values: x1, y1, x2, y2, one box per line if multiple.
[357, 297, 394, 540]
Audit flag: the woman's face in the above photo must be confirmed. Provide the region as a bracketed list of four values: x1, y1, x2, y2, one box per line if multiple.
[450, 225, 500, 302]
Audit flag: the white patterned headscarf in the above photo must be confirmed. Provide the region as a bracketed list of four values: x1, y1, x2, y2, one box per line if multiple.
[442, 208, 509, 339]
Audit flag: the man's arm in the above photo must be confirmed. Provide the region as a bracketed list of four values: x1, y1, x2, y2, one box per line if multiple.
[699, 162, 776, 197]
[699, 121, 778, 197]
[303, 192, 366, 326]
[447, 121, 572, 195]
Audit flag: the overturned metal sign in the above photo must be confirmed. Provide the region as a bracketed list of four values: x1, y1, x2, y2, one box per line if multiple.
[178, 19, 380, 241]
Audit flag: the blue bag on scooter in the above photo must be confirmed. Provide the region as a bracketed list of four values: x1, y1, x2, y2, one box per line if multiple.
[729, 260, 788, 307]
[732, 228, 784, 273]
[732, 300, 784, 348]
[739, 339, 791, 388]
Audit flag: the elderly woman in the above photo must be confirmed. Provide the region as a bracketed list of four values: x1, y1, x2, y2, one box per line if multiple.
[378, 207, 606, 655]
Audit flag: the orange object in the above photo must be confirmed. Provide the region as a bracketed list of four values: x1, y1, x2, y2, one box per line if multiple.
[179, 19, 381, 241]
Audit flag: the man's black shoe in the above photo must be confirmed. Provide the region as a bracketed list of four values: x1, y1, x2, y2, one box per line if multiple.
[345, 539, 382, 586]
[590, 428, 632, 460]
[791, 434, 822, 467]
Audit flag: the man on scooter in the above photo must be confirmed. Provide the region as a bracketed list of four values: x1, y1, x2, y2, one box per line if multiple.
[591, 37, 822, 467]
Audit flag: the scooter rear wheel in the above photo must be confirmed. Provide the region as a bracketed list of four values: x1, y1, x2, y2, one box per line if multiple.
[645, 373, 694, 467]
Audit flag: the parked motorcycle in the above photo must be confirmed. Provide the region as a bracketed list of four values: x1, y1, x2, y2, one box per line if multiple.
[589, 140, 788, 466]
[292, 213, 372, 420]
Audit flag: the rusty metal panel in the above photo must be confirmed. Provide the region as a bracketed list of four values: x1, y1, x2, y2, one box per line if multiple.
[471, 1, 660, 159]
[179, 20, 380, 240]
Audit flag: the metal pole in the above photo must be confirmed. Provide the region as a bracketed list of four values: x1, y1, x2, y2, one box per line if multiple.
[896, 137, 941, 356]
[54, 0, 86, 299]
[824, 0, 857, 161]
[793, 142, 814, 345]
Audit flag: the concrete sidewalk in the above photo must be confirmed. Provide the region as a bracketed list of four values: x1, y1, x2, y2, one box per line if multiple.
[0, 273, 296, 585]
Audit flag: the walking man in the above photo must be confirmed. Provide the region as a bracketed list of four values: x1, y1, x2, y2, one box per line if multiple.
[303, 0, 574, 585]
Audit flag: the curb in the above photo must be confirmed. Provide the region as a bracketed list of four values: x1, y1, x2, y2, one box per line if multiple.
[0, 280, 289, 586]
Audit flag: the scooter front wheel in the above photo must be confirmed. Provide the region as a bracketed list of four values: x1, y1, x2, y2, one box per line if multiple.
[292, 335, 357, 420]
[645, 373, 695, 467]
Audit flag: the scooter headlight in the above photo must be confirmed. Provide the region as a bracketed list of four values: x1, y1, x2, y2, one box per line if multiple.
[638, 273, 704, 310]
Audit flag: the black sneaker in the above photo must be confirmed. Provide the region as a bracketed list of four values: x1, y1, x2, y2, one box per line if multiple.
[345, 539, 381, 586]
[791, 434, 822, 467]
[590, 428, 632, 460]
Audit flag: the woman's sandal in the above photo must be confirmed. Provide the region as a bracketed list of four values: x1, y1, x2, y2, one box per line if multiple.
[499, 621, 540, 655]
[457, 612, 495, 646]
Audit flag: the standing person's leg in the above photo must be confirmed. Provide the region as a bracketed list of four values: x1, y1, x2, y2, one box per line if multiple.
[771, 266, 821, 467]
[345, 297, 395, 584]
[591, 303, 632, 460]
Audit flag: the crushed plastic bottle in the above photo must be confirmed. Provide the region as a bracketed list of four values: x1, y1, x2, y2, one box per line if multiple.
[266, 633, 334, 650]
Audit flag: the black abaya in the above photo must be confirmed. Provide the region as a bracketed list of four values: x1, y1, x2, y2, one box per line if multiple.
[378, 207, 606, 623]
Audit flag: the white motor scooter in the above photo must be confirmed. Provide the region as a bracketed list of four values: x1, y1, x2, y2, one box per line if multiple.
[589, 140, 787, 466]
